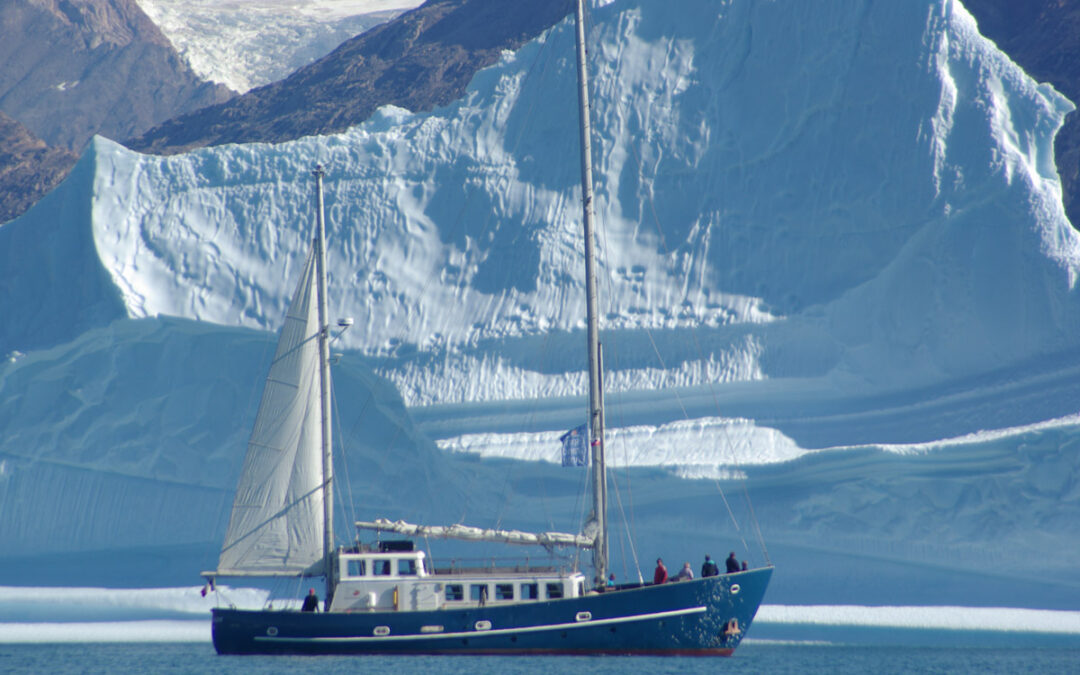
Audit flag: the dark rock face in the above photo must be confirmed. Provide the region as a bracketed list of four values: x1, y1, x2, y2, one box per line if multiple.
[126, 0, 573, 155]
[0, 112, 78, 224]
[963, 0, 1080, 228]
[0, 0, 234, 152]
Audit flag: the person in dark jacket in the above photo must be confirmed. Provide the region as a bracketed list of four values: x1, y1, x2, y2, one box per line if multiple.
[301, 588, 319, 612]
[701, 555, 719, 577]
[653, 558, 668, 584]
[725, 552, 740, 574]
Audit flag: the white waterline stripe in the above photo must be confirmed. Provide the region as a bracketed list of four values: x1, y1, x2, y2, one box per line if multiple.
[256, 605, 708, 643]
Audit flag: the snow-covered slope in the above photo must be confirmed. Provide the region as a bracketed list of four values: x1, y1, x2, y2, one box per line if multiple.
[135, 0, 423, 93]
[1, 0, 1079, 610]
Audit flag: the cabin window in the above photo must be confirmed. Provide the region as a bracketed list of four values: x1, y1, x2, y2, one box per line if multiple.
[495, 584, 514, 600]
[470, 584, 489, 602]
[545, 583, 563, 599]
[374, 560, 392, 576]
[347, 560, 366, 577]
[445, 584, 463, 601]
[576, 581, 585, 597]
[398, 559, 417, 576]
[522, 583, 539, 600]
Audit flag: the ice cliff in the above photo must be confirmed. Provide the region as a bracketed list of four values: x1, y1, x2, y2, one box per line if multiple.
[1, 0, 1079, 607]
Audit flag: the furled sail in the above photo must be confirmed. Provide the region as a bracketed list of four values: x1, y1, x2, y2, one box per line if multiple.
[214, 245, 326, 576]
[355, 519, 594, 549]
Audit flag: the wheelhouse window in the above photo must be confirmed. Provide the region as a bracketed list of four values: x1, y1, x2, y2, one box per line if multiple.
[445, 584, 463, 601]
[374, 560, 392, 576]
[522, 583, 539, 600]
[398, 559, 417, 576]
[495, 584, 514, 600]
[347, 559, 366, 577]
[470, 584, 489, 602]
[545, 583, 564, 599]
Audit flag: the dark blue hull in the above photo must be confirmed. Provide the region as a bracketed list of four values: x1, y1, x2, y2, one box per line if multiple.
[212, 567, 771, 655]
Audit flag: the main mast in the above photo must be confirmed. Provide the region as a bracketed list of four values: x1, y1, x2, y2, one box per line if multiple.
[313, 165, 335, 605]
[573, 0, 608, 584]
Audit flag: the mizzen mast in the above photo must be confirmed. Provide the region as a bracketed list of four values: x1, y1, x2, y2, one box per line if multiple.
[573, 0, 608, 585]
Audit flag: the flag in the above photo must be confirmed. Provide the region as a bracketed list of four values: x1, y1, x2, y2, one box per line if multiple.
[560, 424, 589, 467]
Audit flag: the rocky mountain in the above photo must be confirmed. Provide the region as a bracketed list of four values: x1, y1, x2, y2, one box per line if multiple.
[0, 113, 77, 224]
[0, 0, 233, 152]
[125, 0, 573, 154]
[964, 0, 1080, 227]
[0, 0, 234, 224]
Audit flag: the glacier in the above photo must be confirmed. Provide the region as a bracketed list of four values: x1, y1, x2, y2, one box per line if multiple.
[2, 0, 1080, 636]
[135, 0, 424, 93]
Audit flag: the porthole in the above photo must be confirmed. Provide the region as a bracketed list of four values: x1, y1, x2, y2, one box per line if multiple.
[374, 625, 390, 636]
[266, 626, 278, 637]
[475, 620, 492, 631]
[421, 625, 444, 633]
[730, 584, 741, 595]
[575, 611, 592, 622]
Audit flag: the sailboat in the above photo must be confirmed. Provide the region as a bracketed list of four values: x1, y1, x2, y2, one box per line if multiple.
[205, 0, 772, 655]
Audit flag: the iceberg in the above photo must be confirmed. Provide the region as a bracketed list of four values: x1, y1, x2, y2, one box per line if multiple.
[0, 0, 1078, 613]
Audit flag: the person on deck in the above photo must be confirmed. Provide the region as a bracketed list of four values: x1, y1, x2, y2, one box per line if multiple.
[674, 562, 694, 581]
[653, 558, 668, 584]
[607, 573, 616, 588]
[301, 588, 319, 612]
[725, 552, 740, 574]
[701, 555, 719, 578]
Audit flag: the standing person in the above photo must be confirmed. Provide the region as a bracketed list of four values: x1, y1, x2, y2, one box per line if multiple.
[301, 588, 319, 612]
[674, 562, 694, 581]
[725, 552, 740, 574]
[653, 558, 668, 584]
[701, 555, 719, 577]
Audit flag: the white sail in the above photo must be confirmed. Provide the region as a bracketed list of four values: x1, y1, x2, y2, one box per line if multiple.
[215, 245, 326, 576]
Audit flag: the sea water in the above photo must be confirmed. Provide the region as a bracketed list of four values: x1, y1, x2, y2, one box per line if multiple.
[3, 592, 1079, 674]
[2, 641, 1079, 675]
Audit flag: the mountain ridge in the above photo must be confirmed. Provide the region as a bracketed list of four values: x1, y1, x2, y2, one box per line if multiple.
[0, 0, 234, 223]
[125, 0, 573, 154]
[0, 0, 233, 152]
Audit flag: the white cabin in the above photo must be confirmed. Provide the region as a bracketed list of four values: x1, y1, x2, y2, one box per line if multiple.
[328, 545, 586, 613]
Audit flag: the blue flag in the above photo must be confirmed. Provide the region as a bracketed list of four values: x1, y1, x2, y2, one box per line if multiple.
[560, 424, 588, 467]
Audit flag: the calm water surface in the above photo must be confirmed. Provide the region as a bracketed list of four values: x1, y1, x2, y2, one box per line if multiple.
[2, 642, 1078, 674]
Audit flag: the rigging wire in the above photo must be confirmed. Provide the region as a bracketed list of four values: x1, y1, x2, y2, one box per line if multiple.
[480, 23, 572, 539]
[329, 361, 366, 547]
[627, 132, 766, 560]
[580, 0, 768, 563]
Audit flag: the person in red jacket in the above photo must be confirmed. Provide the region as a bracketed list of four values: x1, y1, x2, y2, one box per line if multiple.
[653, 558, 668, 584]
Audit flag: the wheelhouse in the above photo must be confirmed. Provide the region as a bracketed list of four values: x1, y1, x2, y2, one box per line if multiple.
[328, 541, 587, 612]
